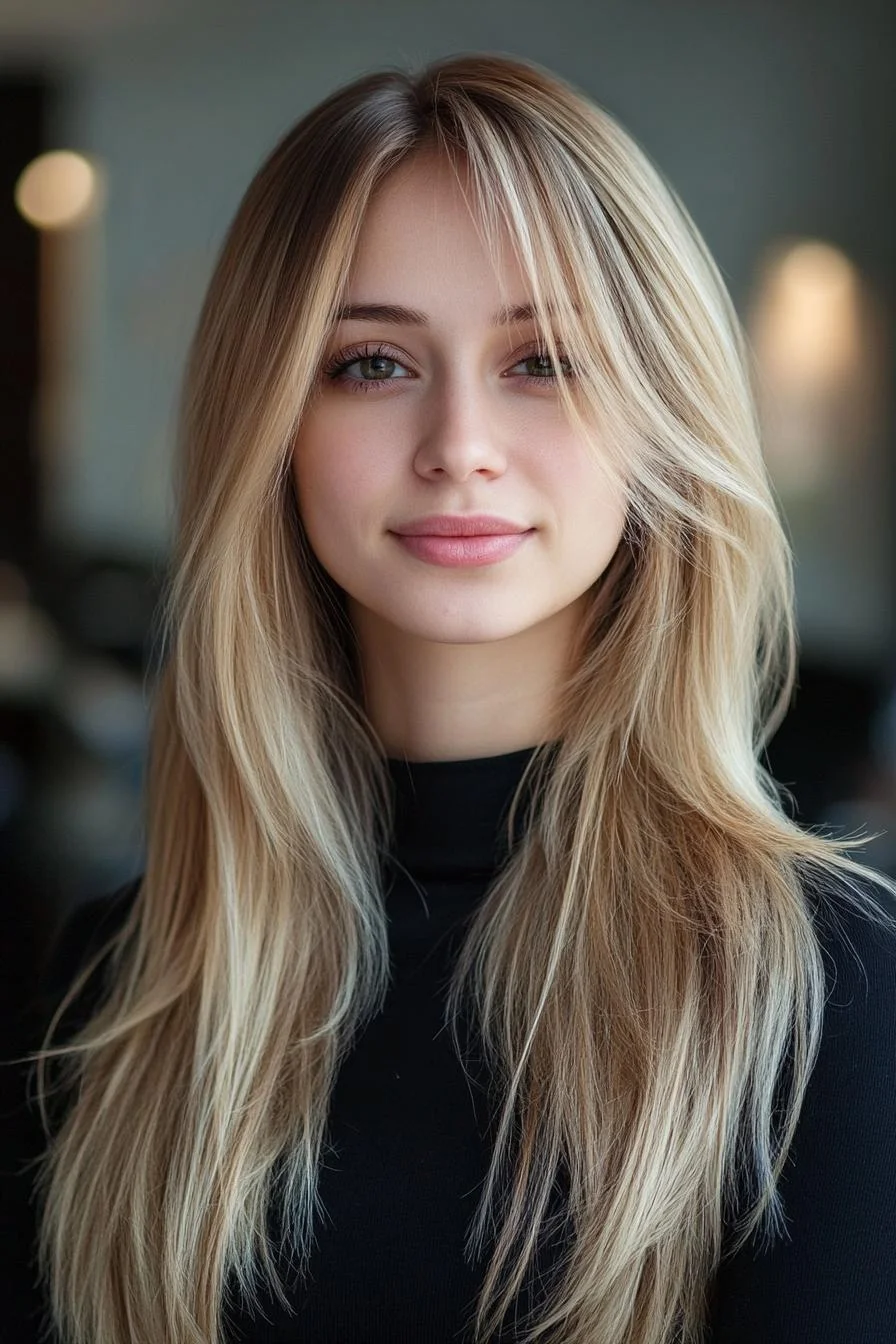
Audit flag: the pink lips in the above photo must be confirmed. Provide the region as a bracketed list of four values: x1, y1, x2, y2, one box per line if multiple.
[389, 508, 531, 561]
[390, 515, 535, 568]
[394, 532, 533, 566]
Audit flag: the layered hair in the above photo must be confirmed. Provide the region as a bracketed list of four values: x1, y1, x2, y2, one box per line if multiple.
[29, 51, 896, 1344]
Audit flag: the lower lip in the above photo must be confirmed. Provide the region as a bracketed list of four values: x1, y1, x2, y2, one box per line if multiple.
[392, 530, 534, 567]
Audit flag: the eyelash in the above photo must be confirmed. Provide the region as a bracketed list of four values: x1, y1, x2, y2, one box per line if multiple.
[320, 341, 575, 394]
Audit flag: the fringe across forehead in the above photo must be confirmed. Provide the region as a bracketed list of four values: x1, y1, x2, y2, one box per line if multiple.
[363, 126, 639, 510]
[331, 84, 746, 549]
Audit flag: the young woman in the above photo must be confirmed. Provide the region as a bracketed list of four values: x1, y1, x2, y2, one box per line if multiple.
[25, 51, 896, 1344]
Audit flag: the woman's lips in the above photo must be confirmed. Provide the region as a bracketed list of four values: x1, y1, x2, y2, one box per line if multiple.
[391, 529, 535, 567]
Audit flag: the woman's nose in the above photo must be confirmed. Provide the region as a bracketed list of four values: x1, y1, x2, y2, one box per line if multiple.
[411, 378, 510, 481]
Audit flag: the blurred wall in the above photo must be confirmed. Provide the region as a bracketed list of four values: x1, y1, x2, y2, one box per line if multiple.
[33, 0, 896, 665]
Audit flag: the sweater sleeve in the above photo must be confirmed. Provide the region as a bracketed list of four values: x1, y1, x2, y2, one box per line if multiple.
[1, 880, 143, 1344]
[31, 879, 142, 1134]
[39, 878, 142, 1011]
[705, 876, 896, 1343]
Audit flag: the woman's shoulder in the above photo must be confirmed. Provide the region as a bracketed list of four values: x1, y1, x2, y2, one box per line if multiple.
[36, 875, 143, 1037]
[784, 865, 896, 1197]
[709, 870, 896, 1338]
[808, 868, 896, 1032]
[797, 869, 896, 1107]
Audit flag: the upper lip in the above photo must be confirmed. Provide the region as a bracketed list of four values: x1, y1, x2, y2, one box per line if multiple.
[392, 514, 532, 537]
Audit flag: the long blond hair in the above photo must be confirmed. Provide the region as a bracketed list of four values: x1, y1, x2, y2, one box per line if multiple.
[29, 51, 896, 1344]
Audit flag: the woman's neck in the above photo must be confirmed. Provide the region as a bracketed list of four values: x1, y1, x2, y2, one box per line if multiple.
[349, 595, 583, 762]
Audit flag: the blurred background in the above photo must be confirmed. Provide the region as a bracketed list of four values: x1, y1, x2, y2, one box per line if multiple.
[1, 0, 895, 1325]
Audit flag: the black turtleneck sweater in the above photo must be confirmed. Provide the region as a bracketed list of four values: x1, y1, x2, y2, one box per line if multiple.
[15, 747, 896, 1343]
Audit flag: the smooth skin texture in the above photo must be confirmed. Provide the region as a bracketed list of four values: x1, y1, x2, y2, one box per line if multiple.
[291, 151, 628, 762]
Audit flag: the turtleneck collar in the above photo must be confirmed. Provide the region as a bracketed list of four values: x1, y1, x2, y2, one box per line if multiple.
[384, 744, 551, 880]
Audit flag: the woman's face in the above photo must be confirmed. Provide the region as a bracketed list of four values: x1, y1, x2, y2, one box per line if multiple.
[290, 152, 627, 653]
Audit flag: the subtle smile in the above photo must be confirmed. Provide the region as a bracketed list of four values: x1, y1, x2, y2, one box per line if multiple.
[390, 530, 535, 568]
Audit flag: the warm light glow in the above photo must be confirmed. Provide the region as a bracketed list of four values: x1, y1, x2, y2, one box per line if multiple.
[14, 150, 103, 230]
[747, 237, 886, 497]
[750, 239, 863, 392]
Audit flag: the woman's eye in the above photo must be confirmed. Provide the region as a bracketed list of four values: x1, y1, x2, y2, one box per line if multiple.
[321, 343, 574, 394]
[323, 345, 412, 393]
[510, 351, 574, 383]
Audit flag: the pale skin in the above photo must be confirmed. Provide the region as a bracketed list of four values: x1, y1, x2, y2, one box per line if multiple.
[291, 151, 628, 762]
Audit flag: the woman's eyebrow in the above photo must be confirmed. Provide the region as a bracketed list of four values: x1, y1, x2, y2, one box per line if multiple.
[334, 301, 556, 327]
